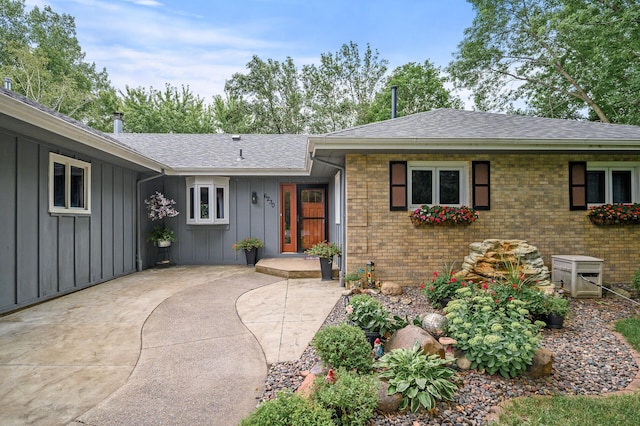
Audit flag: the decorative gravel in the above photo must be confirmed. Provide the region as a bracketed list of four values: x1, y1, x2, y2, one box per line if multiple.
[260, 287, 640, 425]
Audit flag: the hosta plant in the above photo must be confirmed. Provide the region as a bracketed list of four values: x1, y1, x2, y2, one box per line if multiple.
[346, 294, 390, 334]
[374, 342, 458, 413]
[444, 287, 545, 378]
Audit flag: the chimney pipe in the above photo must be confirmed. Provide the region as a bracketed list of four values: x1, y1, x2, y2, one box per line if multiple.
[112, 112, 123, 134]
[391, 86, 397, 119]
[3, 77, 12, 90]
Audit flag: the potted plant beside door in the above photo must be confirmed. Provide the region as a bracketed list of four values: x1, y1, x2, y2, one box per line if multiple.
[304, 241, 342, 280]
[233, 238, 265, 266]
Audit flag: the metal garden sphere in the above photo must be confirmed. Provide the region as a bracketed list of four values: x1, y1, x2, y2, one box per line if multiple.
[421, 312, 449, 338]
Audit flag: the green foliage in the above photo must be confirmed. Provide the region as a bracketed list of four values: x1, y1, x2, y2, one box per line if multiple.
[365, 60, 463, 123]
[146, 226, 176, 243]
[240, 390, 333, 426]
[346, 294, 390, 334]
[120, 84, 216, 133]
[488, 281, 548, 318]
[304, 241, 342, 260]
[375, 342, 458, 413]
[632, 270, 640, 293]
[232, 238, 264, 252]
[311, 368, 379, 426]
[0, 0, 115, 129]
[312, 324, 373, 373]
[614, 317, 640, 353]
[448, 0, 640, 125]
[445, 288, 544, 378]
[544, 294, 569, 317]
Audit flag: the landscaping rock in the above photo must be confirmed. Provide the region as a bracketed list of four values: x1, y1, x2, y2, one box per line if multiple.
[381, 281, 403, 296]
[377, 381, 403, 413]
[526, 348, 554, 378]
[456, 354, 472, 370]
[296, 372, 316, 397]
[385, 325, 445, 359]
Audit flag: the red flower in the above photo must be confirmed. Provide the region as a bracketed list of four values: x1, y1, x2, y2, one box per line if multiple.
[495, 299, 500, 304]
[512, 284, 517, 289]
[482, 283, 488, 289]
[508, 297, 513, 301]
[429, 286, 435, 291]
[461, 282, 467, 287]
[450, 277, 457, 283]
[420, 283, 425, 290]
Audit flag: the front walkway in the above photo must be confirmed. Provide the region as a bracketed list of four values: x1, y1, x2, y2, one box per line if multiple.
[0, 266, 343, 425]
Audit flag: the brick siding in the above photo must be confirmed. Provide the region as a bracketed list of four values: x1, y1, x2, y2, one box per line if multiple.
[345, 153, 640, 286]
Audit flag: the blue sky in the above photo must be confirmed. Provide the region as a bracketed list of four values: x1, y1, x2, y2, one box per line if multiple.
[27, 0, 476, 103]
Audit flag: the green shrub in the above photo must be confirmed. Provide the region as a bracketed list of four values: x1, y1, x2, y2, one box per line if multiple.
[445, 287, 545, 378]
[631, 270, 640, 293]
[374, 342, 458, 413]
[240, 390, 333, 426]
[346, 294, 390, 334]
[312, 368, 379, 426]
[312, 323, 373, 373]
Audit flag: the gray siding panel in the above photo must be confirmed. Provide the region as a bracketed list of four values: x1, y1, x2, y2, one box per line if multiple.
[123, 171, 135, 272]
[0, 132, 17, 310]
[113, 170, 125, 275]
[101, 165, 114, 278]
[75, 216, 91, 285]
[39, 146, 58, 297]
[91, 163, 103, 282]
[16, 140, 39, 303]
[58, 216, 75, 291]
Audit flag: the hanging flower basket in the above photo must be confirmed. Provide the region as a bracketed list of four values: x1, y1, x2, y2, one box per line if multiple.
[588, 203, 640, 226]
[409, 205, 478, 227]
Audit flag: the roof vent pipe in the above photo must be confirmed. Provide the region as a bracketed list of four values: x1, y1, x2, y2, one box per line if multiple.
[391, 85, 398, 119]
[3, 77, 11, 90]
[113, 112, 123, 134]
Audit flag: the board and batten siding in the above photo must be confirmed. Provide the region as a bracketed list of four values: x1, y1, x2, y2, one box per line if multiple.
[0, 129, 138, 314]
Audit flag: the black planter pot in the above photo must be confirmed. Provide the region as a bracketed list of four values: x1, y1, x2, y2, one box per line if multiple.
[546, 312, 564, 329]
[439, 297, 452, 309]
[319, 257, 333, 281]
[245, 248, 258, 266]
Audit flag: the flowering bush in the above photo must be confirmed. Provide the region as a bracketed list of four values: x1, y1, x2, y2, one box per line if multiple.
[346, 294, 390, 334]
[421, 262, 471, 307]
[445, 287, 544, 378]
[145, 191, 179, 221]
[588, 203, 640, 225]
[410, 205, 478, 226]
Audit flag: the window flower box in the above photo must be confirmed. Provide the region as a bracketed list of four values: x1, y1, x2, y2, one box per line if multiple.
[409, 205, 478, 226]
[588, 203, 640, 225]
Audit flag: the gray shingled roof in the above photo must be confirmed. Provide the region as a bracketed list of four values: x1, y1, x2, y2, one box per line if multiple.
[326, 109, 640, 140]
[112, 133, 309, 170]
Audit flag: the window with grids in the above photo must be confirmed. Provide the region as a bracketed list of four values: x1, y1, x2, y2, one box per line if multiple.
[186, 176, 229, 224]
[407, 162, 468, 209]
[49, 153, 91, 214]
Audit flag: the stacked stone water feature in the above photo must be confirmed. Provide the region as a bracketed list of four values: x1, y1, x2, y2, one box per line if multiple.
[454, 239, 552, 288]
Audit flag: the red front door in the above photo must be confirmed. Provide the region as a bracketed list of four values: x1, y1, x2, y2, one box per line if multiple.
[280, 184, 328, 253]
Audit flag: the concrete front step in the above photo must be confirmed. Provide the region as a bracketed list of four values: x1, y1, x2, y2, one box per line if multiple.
[255, 257, 340, 279]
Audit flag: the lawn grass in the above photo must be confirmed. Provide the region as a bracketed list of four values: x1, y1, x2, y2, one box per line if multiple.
[491, 316, 640, 426]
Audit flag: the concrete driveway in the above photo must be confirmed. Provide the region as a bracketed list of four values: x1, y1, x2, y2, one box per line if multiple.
[0, 266, 343, 425]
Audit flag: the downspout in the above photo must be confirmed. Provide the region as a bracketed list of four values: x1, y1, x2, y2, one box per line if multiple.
[309, 154, 347, 286]
[136, 171, 165, 271]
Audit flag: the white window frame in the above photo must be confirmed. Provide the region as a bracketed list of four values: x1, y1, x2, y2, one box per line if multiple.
[407, 161, 469, 209]
[48, 152, 91, 214]
[186, 176, 230, 225]
[587, 162, 640, 205]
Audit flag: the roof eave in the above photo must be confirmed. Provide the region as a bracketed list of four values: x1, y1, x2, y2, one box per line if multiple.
[165, 167, 311, 176]
[1, 92, 167, 172]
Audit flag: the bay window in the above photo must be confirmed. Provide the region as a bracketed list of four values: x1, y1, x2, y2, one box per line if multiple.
[186, 176, 229, 224]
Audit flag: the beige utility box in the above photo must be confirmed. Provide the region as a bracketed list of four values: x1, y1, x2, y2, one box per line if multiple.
[551, 255, 603, 298]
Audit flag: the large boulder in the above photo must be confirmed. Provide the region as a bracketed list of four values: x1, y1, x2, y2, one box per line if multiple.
[381, 281, 403, 296]
[385, 325, 445, 359]
[526, 348, 554, 378]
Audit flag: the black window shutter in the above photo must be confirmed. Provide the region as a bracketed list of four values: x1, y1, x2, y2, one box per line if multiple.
[472, 161, 490, 210]
[569, 161, 588, 210]
[389, 161, 407, 211]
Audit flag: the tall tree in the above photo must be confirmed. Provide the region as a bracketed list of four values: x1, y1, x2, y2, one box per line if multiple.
[303, 42, 388, 132]
[224, 55, 306, 134]
[211, 94, 253, 134]
[120, 84, 216, 133]
[0, 0, 116, 130]
[448, 0, 640, 125]
[364, 60, 463, 123]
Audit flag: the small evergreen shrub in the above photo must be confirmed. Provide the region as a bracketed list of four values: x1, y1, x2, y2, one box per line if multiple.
[631, 270, 640, 293]
[445, 287, 545, 378]
[312, 323, 373, 373]
[374, 342, 458, 413]
[312, 368, 379, 426]
[240, 390, 333, 426]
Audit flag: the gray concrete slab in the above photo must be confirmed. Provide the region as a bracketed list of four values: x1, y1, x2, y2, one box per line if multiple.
[0, 265, 343, 426]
